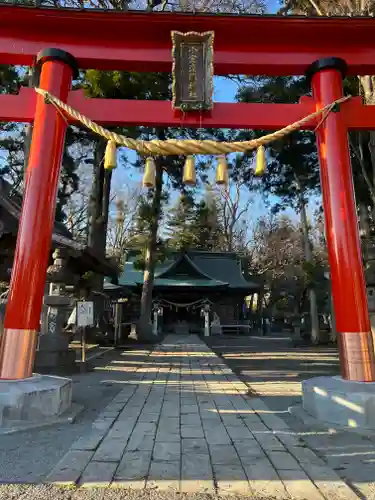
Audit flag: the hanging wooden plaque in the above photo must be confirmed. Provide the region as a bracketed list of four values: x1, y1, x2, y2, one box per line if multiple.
[171, 31, 214, 112]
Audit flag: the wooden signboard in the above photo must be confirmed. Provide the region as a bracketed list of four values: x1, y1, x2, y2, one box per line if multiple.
[171, 31, 214, 112]
[77, 301, 94, 327]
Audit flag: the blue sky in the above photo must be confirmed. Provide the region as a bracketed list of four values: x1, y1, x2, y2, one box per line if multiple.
[268, 0, 282, 12]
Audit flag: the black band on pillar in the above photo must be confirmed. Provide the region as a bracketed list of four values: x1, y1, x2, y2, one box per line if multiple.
[305, 57, 347, 83]
[36, 48, 79, 79]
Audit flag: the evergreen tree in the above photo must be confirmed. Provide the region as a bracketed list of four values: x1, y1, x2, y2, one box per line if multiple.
[165, 194, 196, 250]
[0, 66, 25, 189]
[193, 196, 223, 251]
[165, 187, 224, 252]
[127, 192, 169, 267]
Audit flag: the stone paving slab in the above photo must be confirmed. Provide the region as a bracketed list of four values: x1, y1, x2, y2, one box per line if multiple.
[46, 450, 94, 485]
[277, 469, 325, 500]
[79, 461, 118, 488]
[213, 464, 251, 495]
[44, 334, 359, 498]
[243, 461, 287, 498]
[147, 461, 180, 491]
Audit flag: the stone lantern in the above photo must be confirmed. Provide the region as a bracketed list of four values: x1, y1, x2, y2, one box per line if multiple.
[34, 248, 77, 373]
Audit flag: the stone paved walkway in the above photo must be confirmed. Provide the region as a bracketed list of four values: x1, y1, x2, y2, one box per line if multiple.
[46, 335, 359, 498]
[207, 334, 375, 499]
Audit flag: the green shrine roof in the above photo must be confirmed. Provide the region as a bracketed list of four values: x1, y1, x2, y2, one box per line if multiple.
[117, 251, 260, 291]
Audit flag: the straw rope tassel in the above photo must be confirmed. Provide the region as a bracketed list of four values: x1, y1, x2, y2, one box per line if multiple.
[104, 140, 117, 170]
[216, 155, 229, 186]
[183, 156, 196, 185]
[143, 157, 156, 188]
[255, 146, 267, 176]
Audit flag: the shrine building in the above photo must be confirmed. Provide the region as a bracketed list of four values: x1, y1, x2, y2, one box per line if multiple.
[116, 250, 261, 335]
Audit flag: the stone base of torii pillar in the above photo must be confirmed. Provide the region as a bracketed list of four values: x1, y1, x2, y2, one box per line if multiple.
[295, 376, 375, 432]
[0, 374, 82, 434]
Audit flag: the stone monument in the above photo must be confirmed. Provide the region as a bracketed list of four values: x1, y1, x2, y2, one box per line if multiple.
[211, 312, 222, 336]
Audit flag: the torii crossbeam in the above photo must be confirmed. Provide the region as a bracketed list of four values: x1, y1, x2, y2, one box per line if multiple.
[0, 5, 374, 382]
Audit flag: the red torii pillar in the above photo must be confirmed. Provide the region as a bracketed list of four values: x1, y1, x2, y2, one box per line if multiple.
[0, 49, 77, 379]
[307, 57, 375, 382]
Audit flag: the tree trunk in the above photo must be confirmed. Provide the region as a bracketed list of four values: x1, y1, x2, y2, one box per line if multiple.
[88, 138, 112, 292]
[256, 289, 264, 334]
[249, 294, 254, 311]
[359, 203, 370, 238]
[138, 158, 163, 342]
[299, 195, 320, 344]
[329, 287, 337, 343]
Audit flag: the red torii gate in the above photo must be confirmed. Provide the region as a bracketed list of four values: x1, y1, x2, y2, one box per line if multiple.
[0, 6, 374, 382]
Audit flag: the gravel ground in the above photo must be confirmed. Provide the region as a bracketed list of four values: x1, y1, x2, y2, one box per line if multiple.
[0, 484, 279, 500]
[0, 347, 151, 483]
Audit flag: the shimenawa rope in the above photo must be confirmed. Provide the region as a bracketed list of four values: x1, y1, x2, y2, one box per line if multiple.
[35, 87, 351, 156]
